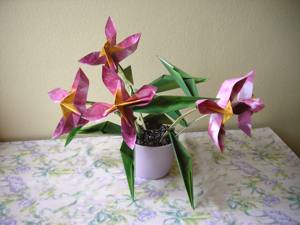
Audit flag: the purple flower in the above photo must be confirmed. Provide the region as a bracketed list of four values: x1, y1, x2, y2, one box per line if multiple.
[15, 165, 30, 173]
[232, 161, 259, 176]
[144, 186, 164, 198]
[48, 69, 90, 138]
[18, 198, 35, 207]
[197, 71, 264, 151]
[0, 218, 17, 225]
[262, 210, 299, 225]
[263, 178, 278, 187]
[137, 209, 156, 221]
[79, 17, 141, 69]
[6, 176, 27, 193]
[263, 194, 280, 206]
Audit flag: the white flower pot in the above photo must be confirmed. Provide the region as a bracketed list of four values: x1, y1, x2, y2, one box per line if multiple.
[134, 143, 174, 180]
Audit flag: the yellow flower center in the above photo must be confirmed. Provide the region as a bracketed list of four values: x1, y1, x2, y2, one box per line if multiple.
[222, 101, 233, 124]
[100, 41, 122, 67]
[60, 91, 79, 119]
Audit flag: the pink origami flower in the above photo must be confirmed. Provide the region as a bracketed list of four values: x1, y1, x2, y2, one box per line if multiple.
[79, 16, 141, 68]
[48, 68, 89, 138]
[197, 70, 264, 151]
[84, 78, 157, 149]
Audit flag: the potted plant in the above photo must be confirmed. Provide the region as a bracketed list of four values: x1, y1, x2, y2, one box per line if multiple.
[48, 17, 264, 209]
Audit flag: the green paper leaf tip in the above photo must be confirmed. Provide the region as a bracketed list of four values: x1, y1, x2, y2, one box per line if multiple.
[120, 141, 135, 201]
[169, 131, 194, 209]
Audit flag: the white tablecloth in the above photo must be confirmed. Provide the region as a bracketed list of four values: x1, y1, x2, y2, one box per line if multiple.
[0, 127, 299, 225]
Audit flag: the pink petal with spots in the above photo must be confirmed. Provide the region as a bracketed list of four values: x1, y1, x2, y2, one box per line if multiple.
[216, 75, 248, 108]
[48, 88, 68, 103]
[52, 113, 81, 139]
[237, 70, 255, 101]
[79, 52, 106, 65]
[240, 98, 264, 113]
[72, 68, 89, 113]
[196, 99, 224, 114]
[105, 16, 117, 45]
[102, 66, 124, 95]
[114, 33, 141, 62]
[127, 85, 157, 107]
[238, 110, 252, 136]
[83, 103, 112, 121]
[120, 109, 136, 149]
[208, 113, 225, 151]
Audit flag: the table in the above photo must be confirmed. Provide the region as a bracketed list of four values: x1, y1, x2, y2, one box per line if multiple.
[0, 127, 299, 225]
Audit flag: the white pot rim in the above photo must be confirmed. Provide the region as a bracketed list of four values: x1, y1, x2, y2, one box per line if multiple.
[135, 143, 172, 150]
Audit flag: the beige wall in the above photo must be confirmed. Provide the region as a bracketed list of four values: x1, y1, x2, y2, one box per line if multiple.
[0, 0, 299, 155]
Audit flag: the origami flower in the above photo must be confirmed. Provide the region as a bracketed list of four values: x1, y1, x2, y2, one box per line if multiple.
[48, 69, 89, 138]
[79, 17, 141, 68]
[197, 70, 264, 151]
[84, 77, 157, 149]
[233, 72, 264, 136]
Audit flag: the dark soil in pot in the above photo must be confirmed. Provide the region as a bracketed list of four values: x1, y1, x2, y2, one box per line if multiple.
[136, 124, 170, 147]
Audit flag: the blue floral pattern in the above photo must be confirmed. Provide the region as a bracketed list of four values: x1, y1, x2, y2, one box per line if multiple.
[0, 127, 299, 224]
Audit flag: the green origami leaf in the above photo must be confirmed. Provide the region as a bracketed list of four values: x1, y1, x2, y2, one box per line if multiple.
[160, 58, 192, 96]
[185, 78, 199, 97]
[159, 58, 206, 97]
[65, 126, 82, 147]
[150, 74, 206, 93]
[120, 141, 135, 200]
[133, 95, 213, 114]
[79, 121, 121, 134]
[169, 131, 194, 209]
[119, 65, 134, 85]
[123, 65, 134, 85]
[166, 110, 188, 127]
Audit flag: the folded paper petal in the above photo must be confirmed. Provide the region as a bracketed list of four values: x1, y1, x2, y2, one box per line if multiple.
[238, 110, 252, 136]
[208, 113, 225, 151]
[196, 99, 224, 114]
[84, 103, 113, 121]
[114, 79, 131, 103]
[114, 33, 141, 62]
[126, 85, 157, 107]
[48, 88, 68, 103]
[102, 66, 124, 95]
[72, 68, 89, 113]
[237, 70, 254, 101]
[216, 76, 248, 108]
[105, 16, 117, 45]
[245, 98, 264, 113]
[79, 52, 106, 65]
[121, 109, 136, 149]
[234, 98, 264, 114]
[52, 113, 81, 139]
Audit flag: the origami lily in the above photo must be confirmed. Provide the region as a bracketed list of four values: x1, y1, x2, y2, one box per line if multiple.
[233, 71, 264, 136]
[84, 78, 157, 149]
[48, 68, 89, 138]
[197, 70, 264, 151]
[79, 17, 141, 68]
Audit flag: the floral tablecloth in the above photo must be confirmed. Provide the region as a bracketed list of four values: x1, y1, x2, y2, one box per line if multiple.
[0, 127, 299, 225]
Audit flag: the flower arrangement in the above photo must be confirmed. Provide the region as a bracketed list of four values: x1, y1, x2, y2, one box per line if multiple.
[48, 17, 264, 208]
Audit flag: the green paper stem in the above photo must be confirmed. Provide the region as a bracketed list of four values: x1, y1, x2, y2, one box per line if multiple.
[160, 108, 197, 142]
[176, 114, 208, 136]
